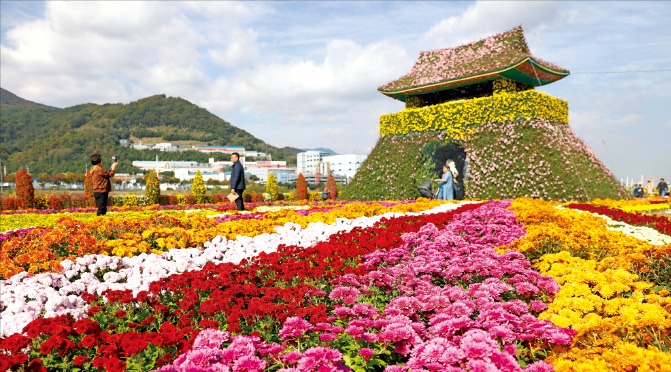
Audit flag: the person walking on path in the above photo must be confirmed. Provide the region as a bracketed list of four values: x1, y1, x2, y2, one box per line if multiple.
[434, 164, 454, 200]
[658, 178, 668, 197]
[229, 152, 246, 211]
[88, 153, 118, 216]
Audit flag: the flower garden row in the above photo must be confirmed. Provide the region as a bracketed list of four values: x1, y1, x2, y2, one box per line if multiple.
[0, 191, 329, 212]
[0, 200, 433, 280]
[568, 202, 671, 234]
[1, 198, 670, 371]
[378, 90, 568, 136]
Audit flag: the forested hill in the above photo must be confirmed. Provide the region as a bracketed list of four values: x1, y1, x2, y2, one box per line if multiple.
[0, 89, 302, 174]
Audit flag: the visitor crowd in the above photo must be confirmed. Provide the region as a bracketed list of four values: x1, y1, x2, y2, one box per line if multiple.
[634, 178, 667, 198]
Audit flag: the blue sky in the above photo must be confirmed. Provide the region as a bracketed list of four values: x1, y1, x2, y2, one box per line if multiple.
[1, 1, 669, 182]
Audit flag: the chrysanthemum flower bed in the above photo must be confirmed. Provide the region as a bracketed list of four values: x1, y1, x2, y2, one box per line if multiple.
[1, 198, 670, 371]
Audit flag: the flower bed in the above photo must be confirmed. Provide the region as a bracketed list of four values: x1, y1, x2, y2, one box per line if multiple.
[503, 198, 671, 370]
[1, 198, 670, 371]
[0, 200, 440, 280]
[379, 90, 568, 136]
[567, 203, 671, 235]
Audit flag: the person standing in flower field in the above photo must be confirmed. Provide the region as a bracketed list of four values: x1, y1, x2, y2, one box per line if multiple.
[88, 153, 118, 216]
[658, 178, 668, 197]
[229, 152, 246, 211]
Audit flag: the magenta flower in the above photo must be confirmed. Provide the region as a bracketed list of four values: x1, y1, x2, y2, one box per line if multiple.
[459, 330, 499, 360]
[279, 317, 313, 341]
[295, 347, 344, 371]
[231, 355, 266, 372]
[329, 286, 362, 305]
[405, 337, 464, 370]
[192, 328, 230, 350]
[358, 347, 375, 361]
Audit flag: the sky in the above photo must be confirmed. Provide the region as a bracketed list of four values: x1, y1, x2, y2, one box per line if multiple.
[1, 1, 669, 182]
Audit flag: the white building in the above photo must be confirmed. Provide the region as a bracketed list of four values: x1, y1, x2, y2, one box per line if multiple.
[154, 143, 174, 151]
[194, 146, 246, 162]
[132, 160, 201, 173]
[246, 151, 271, 160]
[246, 161, 287, 169]
[297, 150, 330, 175]
[320, 154, 367, 180]
[246, 168, 297, 184]
[174, 169, 228, 182]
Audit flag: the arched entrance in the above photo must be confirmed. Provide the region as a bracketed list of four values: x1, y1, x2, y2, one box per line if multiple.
[432, 142, 467, 199]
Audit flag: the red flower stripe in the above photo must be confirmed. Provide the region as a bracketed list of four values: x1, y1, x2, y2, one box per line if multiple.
[567, 203, 671, 235]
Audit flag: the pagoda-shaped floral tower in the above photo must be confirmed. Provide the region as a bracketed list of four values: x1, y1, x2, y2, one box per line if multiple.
[343, 26, 627, 201]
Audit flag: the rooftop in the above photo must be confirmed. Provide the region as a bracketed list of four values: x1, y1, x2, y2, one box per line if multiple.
[378, 26, 569, 101]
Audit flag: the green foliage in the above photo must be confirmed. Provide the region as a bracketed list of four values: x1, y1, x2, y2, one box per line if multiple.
[145, 171, 160, 205]
[0, 92, 300, 174]
[191, 170, 206, 203]
[344, 117, 629, 201]
[265, 172, 279, 201]
[14, 167, 35, 209]
[296, 173, 308, 200]
[342, 133, 438, 201]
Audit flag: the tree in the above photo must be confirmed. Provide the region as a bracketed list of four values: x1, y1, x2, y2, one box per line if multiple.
[192, 170, 206, 204]
[324, 174, 339, 200]
[145, 170, 160, 204]
[84, 170, 94, 199]
[37, 172, 49, 189]
[265, 172, 279, 201]
[15, 167, 35, 209]
[296, 173, 308, 200]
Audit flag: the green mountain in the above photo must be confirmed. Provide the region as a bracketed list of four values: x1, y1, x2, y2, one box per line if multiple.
[0, 88, 302, 174]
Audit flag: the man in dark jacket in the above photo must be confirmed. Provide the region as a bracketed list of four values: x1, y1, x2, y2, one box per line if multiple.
[658, 178, 668, 197]
[229, 152, 246, 210]
[88, 153, 118, 215]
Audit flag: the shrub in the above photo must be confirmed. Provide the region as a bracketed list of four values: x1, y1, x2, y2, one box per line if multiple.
[308, 191, 322, 201]
[296, 173, 308, 200]
[14, 168, 35, 209]
[83, 171, 94, 200]
[0, 195, 20, 211]
[145, 171, 160, 205]
[265, 172, 279, 201]
[191, 171, 206, 203]
[123, 194, 139, 206]
[324, 174, 339, 200]
[175, 194, 185, 204]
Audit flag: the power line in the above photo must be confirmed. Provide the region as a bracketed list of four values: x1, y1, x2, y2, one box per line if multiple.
[571, 68, 671, 74]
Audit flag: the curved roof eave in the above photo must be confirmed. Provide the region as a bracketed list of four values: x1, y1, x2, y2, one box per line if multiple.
[378, 57, 570, 102]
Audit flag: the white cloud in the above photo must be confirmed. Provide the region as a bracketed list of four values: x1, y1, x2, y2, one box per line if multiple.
[0, 1, 262, 107]
[421, 1, 561, 49]
[225, 39, 410, 123]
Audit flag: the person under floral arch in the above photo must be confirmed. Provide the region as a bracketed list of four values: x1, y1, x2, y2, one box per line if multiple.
[434, 164, 454, 200]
